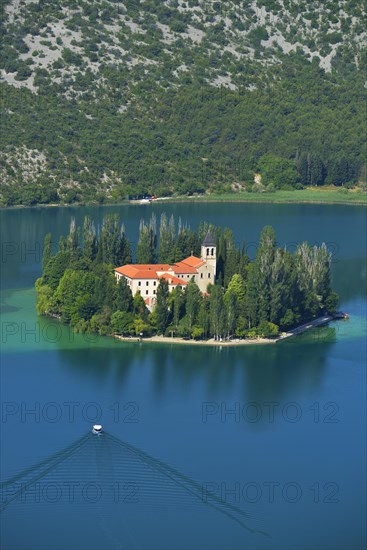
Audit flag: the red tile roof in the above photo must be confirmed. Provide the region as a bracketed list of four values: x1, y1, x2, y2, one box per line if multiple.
[115, 264, 171, 279]
[172, 262, 198, 274]
[180, 255, 206, 268]
[114, 255, 204, 280]
[160, 273, 187, 285]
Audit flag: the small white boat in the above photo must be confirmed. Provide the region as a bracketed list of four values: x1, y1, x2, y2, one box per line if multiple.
[92, 424, 103, 435]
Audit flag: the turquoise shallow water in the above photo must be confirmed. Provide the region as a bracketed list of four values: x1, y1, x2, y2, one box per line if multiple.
[1, 203, 366, 550]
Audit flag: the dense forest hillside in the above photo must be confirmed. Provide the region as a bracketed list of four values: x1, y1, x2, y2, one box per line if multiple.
[1, 0, 366, 205]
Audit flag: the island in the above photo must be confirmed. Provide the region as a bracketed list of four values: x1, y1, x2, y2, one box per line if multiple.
[36, 213, 341, 344]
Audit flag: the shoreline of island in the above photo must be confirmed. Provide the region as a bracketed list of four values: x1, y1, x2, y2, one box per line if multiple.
[1, 188, 366, 210]
[114, 314, 343, 347]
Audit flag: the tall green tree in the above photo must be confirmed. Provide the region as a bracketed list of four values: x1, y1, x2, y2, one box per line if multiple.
[133, 292, 149, 319]
[297, 152, 326, 186]
[269, 249, 295, 325]
[118, 226, 132, 266]
[198, 297, 210, 338]
[185, 280, 201, 334]
[209, 285, 225, 339]
[42, 251, 71, 290]
[255, 226, 276, 322]
[174, 224, 200, 261]
[58, 235, 67, 253]
[224, 288, 237, 337]
[113, 277, 133, 312]
[158, 213, 175, 263]
[97, 214, 122, 265]
[82, 216, 97, 261]
[227, 274, 246, 310]
[136, 215, 157, 263]
[42, 233, 53, 270]
[67, 218, 80, 260]
[170, 285, 184, 330]
[295, 242, 332, 314]
[244, 263, 258, 328]
[154, 278, 170, 334]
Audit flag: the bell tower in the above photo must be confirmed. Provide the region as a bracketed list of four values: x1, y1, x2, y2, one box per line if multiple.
[201, 231, 216, 280]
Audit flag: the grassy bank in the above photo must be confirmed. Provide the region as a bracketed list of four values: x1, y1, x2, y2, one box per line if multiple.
[1, 187, 366, 210]
[156, 187, 367, 205]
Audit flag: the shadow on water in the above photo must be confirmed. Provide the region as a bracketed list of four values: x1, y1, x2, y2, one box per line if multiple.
[0, 431, 270, 539]
[332, 257, 367, 302]
[57, 329, 336, 406]
[0, 290, 21, 314]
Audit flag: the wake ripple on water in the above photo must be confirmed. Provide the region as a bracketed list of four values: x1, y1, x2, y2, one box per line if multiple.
[0, 431, 271, 544]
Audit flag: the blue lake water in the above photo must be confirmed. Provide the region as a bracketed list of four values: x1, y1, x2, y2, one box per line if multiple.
[1, 203, 366, 549]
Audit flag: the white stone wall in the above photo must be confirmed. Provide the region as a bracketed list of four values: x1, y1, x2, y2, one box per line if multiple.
[132, 277, 158, 298]
[196, 263, 215, 293]
[115, 273, 158, 299]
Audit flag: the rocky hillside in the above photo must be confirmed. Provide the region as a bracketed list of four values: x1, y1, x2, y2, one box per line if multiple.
[1, 0, 366, 205]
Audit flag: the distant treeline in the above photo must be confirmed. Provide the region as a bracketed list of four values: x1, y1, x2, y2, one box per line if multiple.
[35, 214, 339, 340]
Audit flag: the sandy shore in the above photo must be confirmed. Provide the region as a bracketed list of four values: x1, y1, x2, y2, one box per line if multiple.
[113, 315, 337, 347]
[114, 334, 277, 346]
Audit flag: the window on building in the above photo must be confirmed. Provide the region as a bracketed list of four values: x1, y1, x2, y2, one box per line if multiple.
[146, 290, 148, 295]
[146, 281, 149, 286]
[138, 281, 141, 286]
[208, 273, 211, 278]
[206, 248, 209, 256]
[211, 248, 214, 256]
[153, 290, 156, 295]
[153, 281, 156, 286]
[200, 273, 203, 279]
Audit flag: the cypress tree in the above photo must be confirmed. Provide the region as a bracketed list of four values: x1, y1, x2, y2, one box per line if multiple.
[224, 248, 240, 287]
[216, 235, 226, 286]
[185, 280, 201, 334]
[67, 218, 80, 260]
[198, 297, 210, 338]
[244, 263, 258, 328]
[42, 233, 53, 270]
[133, 292, 148, 319]
[268, 248, 297, 326]
[210, 285, 225, 340]
[114, 277, 133, 312]
[82, 216, 97, 261]
[174, 223, 201, 261]
[137, 215, 157, 263]
[255, 226, 276, 322]
[118, 225, 132, 266]
[100, 214, 121, 265]
[158, 213, 175, 263]
[171, 286, 184, 330]
[224, 288, 237, 338]
[155, 278, 170, 334]
[58, 235, 67, 253]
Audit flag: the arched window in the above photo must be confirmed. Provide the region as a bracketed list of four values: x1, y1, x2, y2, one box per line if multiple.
[211, 248, 214, 256]
[206, 248, 209, 256]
